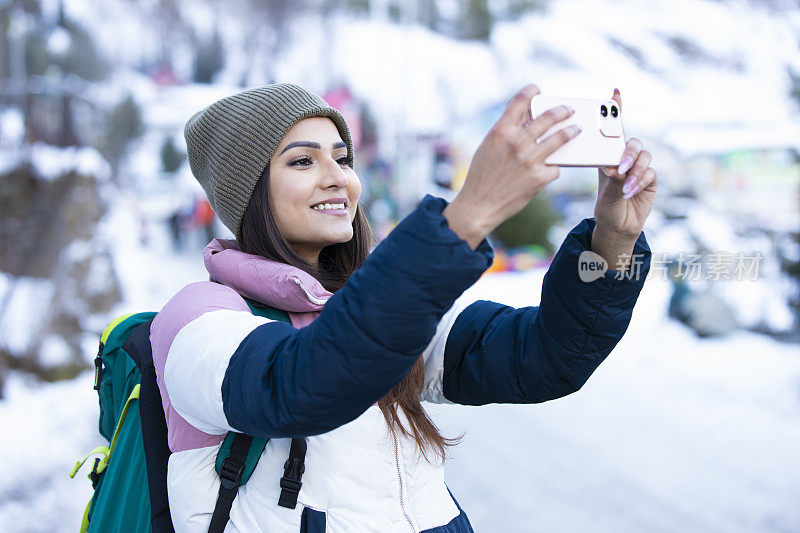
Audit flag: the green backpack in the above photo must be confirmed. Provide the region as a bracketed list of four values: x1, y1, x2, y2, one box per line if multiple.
[70, 299, 307, 532]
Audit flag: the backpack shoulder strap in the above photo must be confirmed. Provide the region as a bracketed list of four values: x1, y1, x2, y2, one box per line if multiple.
[208, 296, 308, 531]
[214, 432, 269, 485]
[123, 318, 175, 533]
[278, 437, 307, 509]
[208, 433, 257, 533]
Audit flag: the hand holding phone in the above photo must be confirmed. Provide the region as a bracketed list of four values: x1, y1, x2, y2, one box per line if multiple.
[531, 95, 626, 167]
[442, 84, 583, 249]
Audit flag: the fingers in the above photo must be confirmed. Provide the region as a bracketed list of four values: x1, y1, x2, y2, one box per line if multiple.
[599, 166, 616, 177]
[528, 105, 575, 139]
[617, 137, 643, 174]
[612, 88, 622, 111]
[542, 162, 560, 184]
[627, 148, 652, 181]
[536, 124, 582, 158]
[624, 166, 656, 200]
[622, 149, 652, 198]
[498, 84, 541, 130]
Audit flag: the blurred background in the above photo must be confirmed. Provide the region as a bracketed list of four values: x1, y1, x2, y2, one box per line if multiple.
[0, 0, 799, 531]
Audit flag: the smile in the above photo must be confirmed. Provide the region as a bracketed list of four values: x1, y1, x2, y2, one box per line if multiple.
[310, 198, 349, 215]
[311, 202, 345, 211]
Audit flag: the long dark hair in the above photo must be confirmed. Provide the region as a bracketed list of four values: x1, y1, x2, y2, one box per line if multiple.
[238, 166, 458, 462]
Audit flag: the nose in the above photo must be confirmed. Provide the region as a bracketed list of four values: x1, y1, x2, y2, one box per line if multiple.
[319, 155, 349, 189]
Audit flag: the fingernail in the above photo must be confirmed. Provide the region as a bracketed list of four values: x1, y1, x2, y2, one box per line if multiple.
[565, 105, 575, 114]
[622, 176, 637, 195]
[623, 183, 640, 199]
[574, 125, 582, 135]
[618, 156, 633, 174]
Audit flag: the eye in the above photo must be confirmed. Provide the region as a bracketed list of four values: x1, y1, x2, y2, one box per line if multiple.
[337, 155, 353, 166]
[289, 157, 312, 167]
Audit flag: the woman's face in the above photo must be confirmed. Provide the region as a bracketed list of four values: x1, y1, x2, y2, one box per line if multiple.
[268, 117, 362, 265]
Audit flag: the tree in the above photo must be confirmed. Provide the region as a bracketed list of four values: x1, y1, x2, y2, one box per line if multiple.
[99, 94, 144, 182]
[56, 18, 110, 82]
[160, 136, 186, 174]
[457, 0, 492, 41]
[242, 0, 304, 84]
[417, 0, 441, 31]
[788, 66, 800, 113]
[491, 193, 559, 253]
[193, 31, 225, 84]
[505, 0, 548, 18]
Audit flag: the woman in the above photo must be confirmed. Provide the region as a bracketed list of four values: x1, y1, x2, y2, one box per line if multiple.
[151, 83, 655, 532]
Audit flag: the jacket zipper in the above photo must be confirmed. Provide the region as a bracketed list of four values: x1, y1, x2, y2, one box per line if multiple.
[392, 431, 417, 533]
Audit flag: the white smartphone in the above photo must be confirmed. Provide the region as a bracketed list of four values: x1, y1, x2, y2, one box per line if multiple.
[530, 95, 626, 167]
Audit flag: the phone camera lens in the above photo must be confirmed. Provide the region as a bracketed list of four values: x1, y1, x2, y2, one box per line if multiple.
[600, 105, 608, 117]
[611, 105, 618, 118]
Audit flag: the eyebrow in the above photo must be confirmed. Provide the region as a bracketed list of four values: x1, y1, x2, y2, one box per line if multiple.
[279, 141, 347, 155]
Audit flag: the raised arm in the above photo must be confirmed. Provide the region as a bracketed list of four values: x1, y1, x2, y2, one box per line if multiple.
[153, 195, 492, 439]
[423, 217, 651, 405]
[426, 86, 657, 405]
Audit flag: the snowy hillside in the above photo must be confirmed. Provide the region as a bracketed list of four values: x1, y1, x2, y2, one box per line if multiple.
[107, 0, 800, 224]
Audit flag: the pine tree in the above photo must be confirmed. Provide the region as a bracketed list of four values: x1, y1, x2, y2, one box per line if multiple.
[100, 94, 144, 182]
[458, 0, 492, 41]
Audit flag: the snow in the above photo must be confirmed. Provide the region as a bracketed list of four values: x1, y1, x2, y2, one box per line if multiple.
[336, 17, 507, 134]
[45, 26, 71, 56]
[0, 278, 55, 355]
[661, 123, 800, 156]
[38, 335, 73, 368]
[0, 143, 112, 182]
[42, 0, 800, 150]
[100, 193, 210, 313]
[429, 271, 800, 533]
[0, 107, 25, 147]
[0, 373, 97, 532]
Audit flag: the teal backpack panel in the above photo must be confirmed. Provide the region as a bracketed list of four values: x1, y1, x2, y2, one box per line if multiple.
[78, 312, 156, 533]
[97, 313, 156, 441]
[87, 401, 151, 532]
[73, 313, 156, 532]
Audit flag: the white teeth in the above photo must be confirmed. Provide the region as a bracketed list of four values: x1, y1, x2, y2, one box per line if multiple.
[312, 202, 345, 210]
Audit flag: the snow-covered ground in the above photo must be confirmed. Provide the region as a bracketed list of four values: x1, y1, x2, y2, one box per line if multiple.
[1, 210, 798, 532]
[433, 268, 800, 533]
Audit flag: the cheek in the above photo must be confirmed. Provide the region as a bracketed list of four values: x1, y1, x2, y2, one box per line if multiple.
[268, 175, 309, 235]
[348, 173, 362, 214]
[271, 175, 310, 207]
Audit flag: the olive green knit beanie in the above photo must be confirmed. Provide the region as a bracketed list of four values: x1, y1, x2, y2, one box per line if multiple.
[183, 83, 353, 239]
